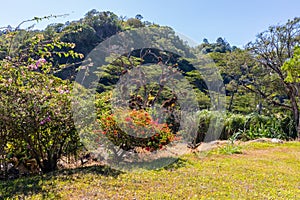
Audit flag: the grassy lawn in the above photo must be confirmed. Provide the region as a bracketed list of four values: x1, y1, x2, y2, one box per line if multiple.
[1, 142, 299, 199]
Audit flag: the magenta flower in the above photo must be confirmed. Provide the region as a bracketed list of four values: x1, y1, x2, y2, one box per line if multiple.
[46, 116, 51, 122]
[151, 119, 159, 125]
[36, 58, 47, 67]
[28, 64, 37, 70]
[40, 116, 51, 125]
[28, 58, 47, 70]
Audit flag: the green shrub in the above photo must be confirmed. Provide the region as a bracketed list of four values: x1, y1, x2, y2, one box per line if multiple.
[223, 113, 245, 139]
[193, 110, 225, 143]
[193, 111, 291, 142]
[232, 113, 289, 141]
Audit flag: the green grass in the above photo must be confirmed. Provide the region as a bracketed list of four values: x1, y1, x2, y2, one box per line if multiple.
[217, 143, 243, 155]
[1, 142, 299, 199]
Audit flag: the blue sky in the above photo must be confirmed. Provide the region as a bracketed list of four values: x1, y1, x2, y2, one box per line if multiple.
[1, 0, 300, 47]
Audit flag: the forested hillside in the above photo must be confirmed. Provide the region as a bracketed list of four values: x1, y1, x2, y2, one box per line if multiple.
[0, 9, 300, 180]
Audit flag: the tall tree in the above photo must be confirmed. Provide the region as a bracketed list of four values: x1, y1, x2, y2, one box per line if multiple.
[247, 17, 300, 137]
[222, 50, 257, 112]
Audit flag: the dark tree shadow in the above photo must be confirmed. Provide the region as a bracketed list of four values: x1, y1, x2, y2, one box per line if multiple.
[114, 156, 188, 171]
[161, 158, 187, 171]
[0, 165, 123, 199]
[0, 157, 186, 199]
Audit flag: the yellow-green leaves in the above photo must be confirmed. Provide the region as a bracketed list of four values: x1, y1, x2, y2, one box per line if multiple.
[282, 46, 300, 83]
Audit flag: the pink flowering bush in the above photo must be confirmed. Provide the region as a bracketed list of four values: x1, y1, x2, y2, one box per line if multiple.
[0, 22, 83, 173]
[0, 59, 80, 173]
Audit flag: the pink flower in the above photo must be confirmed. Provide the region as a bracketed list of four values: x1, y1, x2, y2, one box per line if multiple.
[36, 58, 46, 67]
[28, 64, 37, 70]
[151, 119, 159, 125]
[59, 89, 70, 94]
[29, 58, 47, 70]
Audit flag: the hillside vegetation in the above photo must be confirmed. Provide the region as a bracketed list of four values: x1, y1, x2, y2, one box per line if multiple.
[0, 11, 300, 200]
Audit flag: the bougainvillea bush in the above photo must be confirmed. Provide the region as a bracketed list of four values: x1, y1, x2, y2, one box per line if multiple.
[0, 21, 83, 174]
[0, 61, 80, 173]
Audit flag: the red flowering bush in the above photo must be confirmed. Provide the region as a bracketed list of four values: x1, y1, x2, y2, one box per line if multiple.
[98, 107, 174, 152]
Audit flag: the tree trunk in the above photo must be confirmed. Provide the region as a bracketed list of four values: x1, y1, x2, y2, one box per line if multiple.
[297, 118, 300, 139]
[290, 93, 300, 138]
[296, 112, 300, 139]
[228, 91, 235, 112]
[41, 155, 58, 173]
[228, 82, 239, 112]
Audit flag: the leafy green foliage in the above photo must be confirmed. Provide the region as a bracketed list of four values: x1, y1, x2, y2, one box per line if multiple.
[0, 63, 79, 173]
[125, 18, 144, 29]
[231, 113, 292, 140]
[282, 46, 300, 83]
[196, 37, 232, 54]
[217, 144, 242, 155]
[1, 9, 300, 180]
[193, 111, 291, 143]
[247, 17, 300, 137]
[0, 18, 83, 174]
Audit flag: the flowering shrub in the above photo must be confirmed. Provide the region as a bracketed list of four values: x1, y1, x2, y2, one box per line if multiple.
[0, 19, 83, 174]
[97, 105, 175, 152]
[0, 59, 81, 173]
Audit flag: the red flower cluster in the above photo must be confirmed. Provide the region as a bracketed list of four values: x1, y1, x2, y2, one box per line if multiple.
[98, 109, 174, 151]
